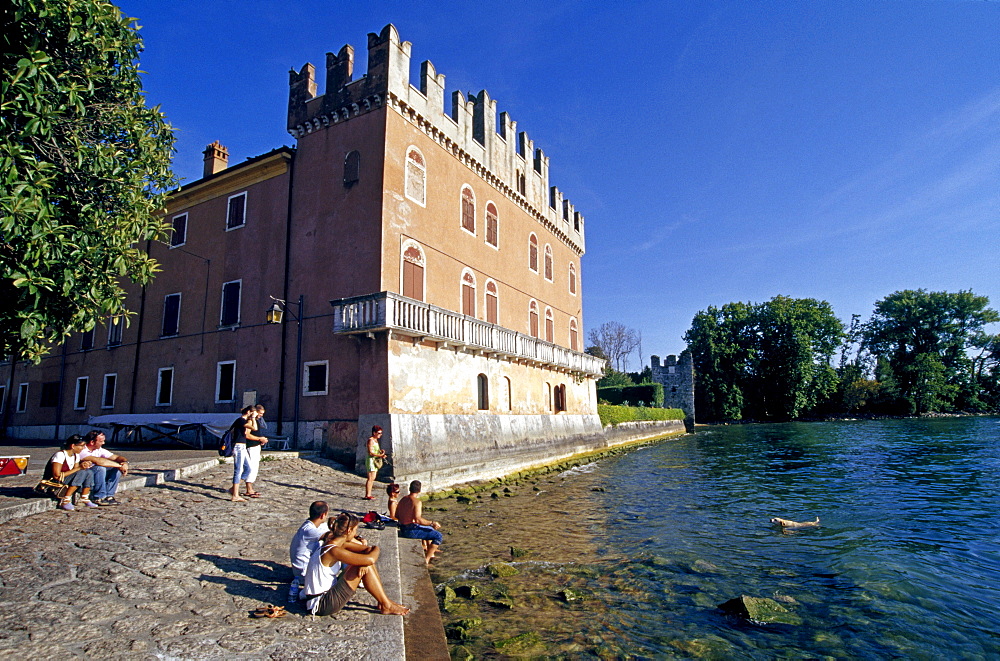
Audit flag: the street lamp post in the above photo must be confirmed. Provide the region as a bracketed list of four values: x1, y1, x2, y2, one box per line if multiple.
[266, 295, 303, 448]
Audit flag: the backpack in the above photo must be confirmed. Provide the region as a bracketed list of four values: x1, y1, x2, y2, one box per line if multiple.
[218, 428, 235, 457]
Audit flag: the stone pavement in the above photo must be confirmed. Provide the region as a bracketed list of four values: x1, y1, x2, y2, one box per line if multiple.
[0, 455, 447, 660]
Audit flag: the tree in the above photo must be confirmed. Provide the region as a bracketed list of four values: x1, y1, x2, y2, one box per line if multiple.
[862, 290, 999, 413]
[2, 0, 176, 362]
[684, 296, 844, 421]
[587, 321, 640, 372]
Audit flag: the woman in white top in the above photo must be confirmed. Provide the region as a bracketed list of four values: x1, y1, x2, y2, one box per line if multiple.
[303, 512, 409, 616]
[47, 435, 98, 511]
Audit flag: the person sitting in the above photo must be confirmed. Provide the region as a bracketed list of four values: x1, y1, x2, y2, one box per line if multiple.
[395, 480, 443, 565]
[79, 430, 128, 506]
[288, 501, 329, 602]
[47, 435, 98, 510]
[303, 512, 409, 616]
[385, 482, 401, 520]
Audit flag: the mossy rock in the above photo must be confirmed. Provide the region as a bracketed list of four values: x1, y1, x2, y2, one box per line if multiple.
[719, 595, 802, 625]
[454, 584, 481, 599]
[494, 631, 542, 652]
[591, 486, 606, 492]
[502, 487, 512, 493]
[490, 492, 499, 499]
[455, 617, 482, 630]
[487, 563, 519, 578]
[558, 588, 586, 602]
[440, 585, 457, 610]
[509, 546, 530, 559]
[455, 495, 475, 505]
[450, 644, 475, 661]
[486, 597, 515, 609]
[446, 625, 471, 640]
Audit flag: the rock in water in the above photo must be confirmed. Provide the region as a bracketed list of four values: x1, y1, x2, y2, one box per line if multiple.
[719, 595, 802, 625]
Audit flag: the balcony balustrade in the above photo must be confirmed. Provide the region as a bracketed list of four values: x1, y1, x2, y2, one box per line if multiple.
[330, 291, 605, 378]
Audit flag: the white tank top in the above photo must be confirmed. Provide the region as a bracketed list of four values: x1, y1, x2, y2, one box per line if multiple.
[304, 543, 343, 613]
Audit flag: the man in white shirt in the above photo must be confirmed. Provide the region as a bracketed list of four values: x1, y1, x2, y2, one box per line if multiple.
[288, 501, 329, 602]
[79, 430, 129, 506]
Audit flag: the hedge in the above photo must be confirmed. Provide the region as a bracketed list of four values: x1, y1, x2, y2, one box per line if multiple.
[596, 383, 664, 407]
[598, 404, 685, 426]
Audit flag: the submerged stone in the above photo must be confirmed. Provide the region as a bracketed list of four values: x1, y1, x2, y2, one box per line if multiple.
[486, 563, 519, 578]
[455, 495, 474, 505]
[454, 584, 481, 599]
[691, 559, 721, 574]
[486, 597, 515, 609]
[558, 588, 586, 602]
[450, 644, 474, 661]
[494, 631, 542, 652]
[719, 595, 802, 625]
[454, 617, 482, 629]
[509, 546, 529, 559]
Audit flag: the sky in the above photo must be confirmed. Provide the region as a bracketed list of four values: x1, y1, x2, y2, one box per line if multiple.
[118, 0, 1000, 371]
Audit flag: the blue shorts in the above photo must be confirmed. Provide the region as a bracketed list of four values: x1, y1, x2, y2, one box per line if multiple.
[399, 523, 443, 546]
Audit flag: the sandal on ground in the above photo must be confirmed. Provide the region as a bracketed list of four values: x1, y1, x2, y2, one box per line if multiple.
[251, 605, 286, 618]
[244, 492, 261, 498]
[362, 495, 375, 500]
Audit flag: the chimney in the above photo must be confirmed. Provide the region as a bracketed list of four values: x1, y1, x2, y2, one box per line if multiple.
[202, 141, 229, 177]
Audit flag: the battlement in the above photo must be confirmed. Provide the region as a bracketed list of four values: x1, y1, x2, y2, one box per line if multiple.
[287, 24, 585, 254]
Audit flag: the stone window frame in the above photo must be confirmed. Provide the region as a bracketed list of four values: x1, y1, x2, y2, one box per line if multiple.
[74, 376, 88, 411]
[101, 373, 117, 410]
[528, 299, 539, 338]
[216, 361, 236, 404]
[544, 306, 554, 343]
[484, 279, 499, 325]
[170, 213, 188, 248]
[226, 191, 247, 231]
[343, 150, 361, 187]
[161, 292, 182, 338]
[220, 279, 242, 328]
[303, 360, 329, 397]
[477, 373, 489, 411]
[528, 233, 538, 273]
[16, 383, 28, 413]
[107, 315, 123, 348]
[544, 244, 553, 282]
[460, 268, 477, 318]
[569, 317, 579, 352]
[401, 239, 426, 302]
[156, 367, 174, 407]
[404, 146, 426, 207]
[503, 376, 512, 411]
[568, 262, 577, 296]
[485, 201, 499, 249]
[460, 185, 476, 236]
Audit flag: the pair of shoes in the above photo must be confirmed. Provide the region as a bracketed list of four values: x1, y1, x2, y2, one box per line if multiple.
[251, 605, 287, 618]
[362, 495, 375, 500]
[101, 497, 120, 506]
[59, 500, 75, 511]
[243, 492, 261, 498]
[82, 499, 100, 509]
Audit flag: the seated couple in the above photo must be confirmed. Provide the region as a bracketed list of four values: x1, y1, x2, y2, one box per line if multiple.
[291, 505, 408, 616]
[47, 432, 129, 510]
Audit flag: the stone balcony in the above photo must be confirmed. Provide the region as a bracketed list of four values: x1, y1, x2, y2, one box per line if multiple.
[329, 291, 605, 378]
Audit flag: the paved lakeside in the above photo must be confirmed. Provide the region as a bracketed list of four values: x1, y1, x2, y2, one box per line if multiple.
[0, 454, 448, 660]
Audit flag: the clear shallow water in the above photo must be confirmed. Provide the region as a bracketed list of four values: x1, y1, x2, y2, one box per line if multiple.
[430, 417, 1000, 659]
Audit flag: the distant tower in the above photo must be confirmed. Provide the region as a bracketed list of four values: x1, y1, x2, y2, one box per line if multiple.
[650, 351, 695, 432]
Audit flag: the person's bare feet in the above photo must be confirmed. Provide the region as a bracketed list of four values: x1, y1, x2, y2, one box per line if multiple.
[379, 601, 410, 615]
[231, 495, 247, 502]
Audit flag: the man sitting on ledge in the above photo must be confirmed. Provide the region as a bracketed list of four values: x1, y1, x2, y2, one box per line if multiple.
[395, 480, 443, 565]
[79, 430, 129, 506]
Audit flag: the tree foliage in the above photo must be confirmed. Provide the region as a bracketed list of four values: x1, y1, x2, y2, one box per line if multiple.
[1, 0, 176, 362]
[587, 321, 640, 372]
[684, 296, 844, 420]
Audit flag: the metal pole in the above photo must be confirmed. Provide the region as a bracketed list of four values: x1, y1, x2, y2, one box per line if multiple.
[292, 294, 303, 449]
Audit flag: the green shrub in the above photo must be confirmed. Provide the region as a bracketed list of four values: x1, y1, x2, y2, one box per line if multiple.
[598, 404, 684, 426]
[597, 383, 664, 407]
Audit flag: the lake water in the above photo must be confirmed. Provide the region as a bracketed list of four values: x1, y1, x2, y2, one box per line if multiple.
[428, 417, 1000, 659]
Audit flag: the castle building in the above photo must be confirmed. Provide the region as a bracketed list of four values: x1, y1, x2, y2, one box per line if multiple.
[1, 25, 606, 488]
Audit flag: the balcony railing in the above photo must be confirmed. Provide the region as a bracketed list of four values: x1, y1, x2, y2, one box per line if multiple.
[330, 291, 605, 378]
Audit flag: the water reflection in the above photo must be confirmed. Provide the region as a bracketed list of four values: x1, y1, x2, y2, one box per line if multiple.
[430, 417, 1000, 658]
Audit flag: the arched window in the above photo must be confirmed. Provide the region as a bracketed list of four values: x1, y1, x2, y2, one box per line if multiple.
[554, 384, 567, 412]
[504, 376, 512, 411]
[461, 270, 476, 317]
[569, 262, 577, 295]
[405, 147, 426, 205]
[461, 186, 476, 234]
[477, 373, 489, 410]
[569, 318, 579, 352]
[528, 234, 538, 272]
[544, 244, 553, 281]
[485, 280, 498, 325]
[343, 150, 360, 187]
[485, 202, 499, 247]
[528, 300, 539, 338]
[544, 307, 554, 343]
[545, 382, 552, 411]
[401, 241, 425, 301]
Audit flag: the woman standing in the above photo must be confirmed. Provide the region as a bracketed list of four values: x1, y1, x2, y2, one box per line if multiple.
[363, 425, 387, 500]
[303, 512, 409, 616]
[229, 406, 267, 502]
[48, 435, 98, 510]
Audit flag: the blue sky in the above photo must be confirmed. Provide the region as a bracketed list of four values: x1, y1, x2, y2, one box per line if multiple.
[120, 0, 1000, 370]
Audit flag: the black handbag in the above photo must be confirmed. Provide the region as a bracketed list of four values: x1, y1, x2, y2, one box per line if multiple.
[33, 478, 70, 500]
